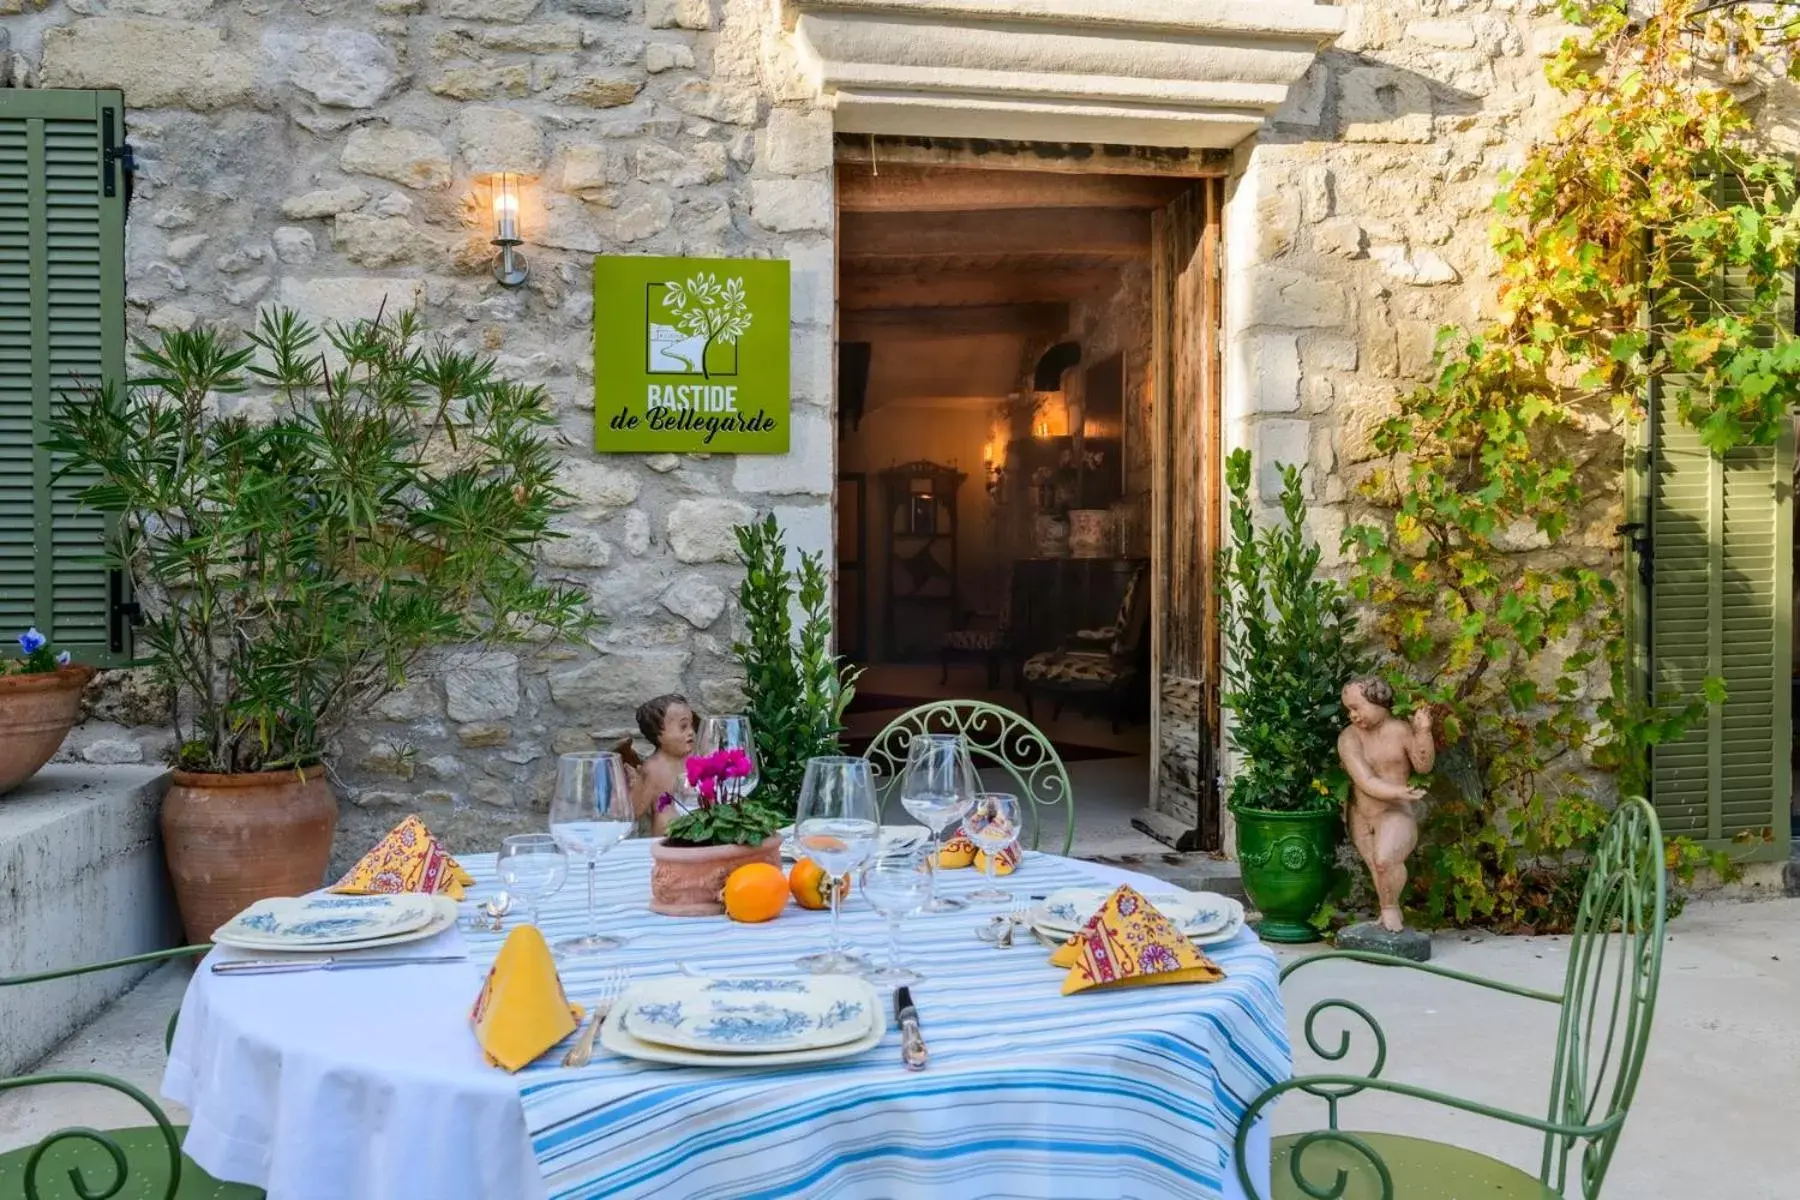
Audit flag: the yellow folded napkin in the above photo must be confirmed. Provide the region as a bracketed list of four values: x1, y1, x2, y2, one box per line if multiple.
[933, 830, 1021, 873]
[330, 813, 475, 899]
[471, 925, 585, 1072]
[1049, 884, 1225, 996]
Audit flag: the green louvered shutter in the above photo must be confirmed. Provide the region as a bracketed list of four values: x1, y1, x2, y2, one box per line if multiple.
[1637, 173, 1794, 860]
[0, 89, 127, 666]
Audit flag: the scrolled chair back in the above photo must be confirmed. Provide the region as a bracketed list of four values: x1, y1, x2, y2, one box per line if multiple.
[861, 700, 1074, 855]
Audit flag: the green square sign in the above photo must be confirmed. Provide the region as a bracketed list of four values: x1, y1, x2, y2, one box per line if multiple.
[593, 255, 791, 453]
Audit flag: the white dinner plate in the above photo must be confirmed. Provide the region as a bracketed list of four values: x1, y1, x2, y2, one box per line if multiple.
[211, 895, 460, 953]
[601, 978, 885, 1068]
[1033, 888, 1241, 938]
[620, 975, 874, 1053]
[1032, 909, 1247, 949]
[212, 893, 439, 948]
[778, 825, 929, 861]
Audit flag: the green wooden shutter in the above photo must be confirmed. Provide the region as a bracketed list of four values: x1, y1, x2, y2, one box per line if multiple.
[1639, 172, 1794, 860]
[0, 89, 127, 666]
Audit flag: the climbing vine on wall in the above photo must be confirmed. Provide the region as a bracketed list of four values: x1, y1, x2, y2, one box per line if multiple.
[1345, 0, 1800, 930]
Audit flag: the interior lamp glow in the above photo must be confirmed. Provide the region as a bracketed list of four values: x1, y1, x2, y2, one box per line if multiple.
[490, 172, 528, 288]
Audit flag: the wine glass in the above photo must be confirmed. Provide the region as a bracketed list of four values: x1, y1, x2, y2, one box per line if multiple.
[793, 755, 880, 974]
[696, 714, 758, 800]
[963, 792, 1022, 904]
[497, 833, 567, 929]
[860, 845, 933, 986]
[548, 751, 635, 957]
[898, 733, 976, 913]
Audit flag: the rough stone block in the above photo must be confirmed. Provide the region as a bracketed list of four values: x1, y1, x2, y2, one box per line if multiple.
[276, 276, 421, 329]
[438, 0, 540, 18]
[732, 407, 832, 494]
[667, 498, 755, 562]
[597, 189, 675, 243]
[341, 126, 453, 190]
[751, 179, 832, 233]
[1250, 268, 1349, 329]
[646, 41, 695, 73]
[1336, 921, 1431, 962]
[270, 28, 401, 109]
[772, 502, 831, 563]
[281, 186, 369, 219]
[1407, 19, 1477, 48]
[647, 0, 712, 30]
[430, 64, 532, 100]
[563, 73, 645, 108]
[333, 213, 436, 268]
[1247, 334, 1302, 414]
[561, 144, 628, 193]
[671, 80, 758, 125]
[549, 648, 693, 711]
[1338, 66, 1433, 144]
[1254, 419, 1313, 500]
[1370, 243, 1459, 286]
[636, 141, 726, 185]
[458, 106, 545, 175]
[660, 577, 728, 628]
[759, 108, 832, 176]
[456, 722, 512, 749]
[477, 22, 585, 51]
[41, 18, 255, 110]
[1315, 218, 1367, 258]
[540, 527, 613, 569]
[443, 651, 521, 722]
[272, 226, 317, 265]
[561, 460, 641, 512]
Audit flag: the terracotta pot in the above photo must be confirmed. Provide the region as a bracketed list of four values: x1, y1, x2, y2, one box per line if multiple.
[0, 665, 95, 796]
[161, 765, 338, 943]
[649, 835, 783, 916]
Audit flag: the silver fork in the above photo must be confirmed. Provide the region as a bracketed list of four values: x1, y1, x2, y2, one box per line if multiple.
[561, 969, 628, 1068]
[1000, 903, 1033, 948]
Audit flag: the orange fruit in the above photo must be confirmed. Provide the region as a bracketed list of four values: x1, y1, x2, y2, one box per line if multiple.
[789, 858, 851, 910]
[723, 863, 789, 922]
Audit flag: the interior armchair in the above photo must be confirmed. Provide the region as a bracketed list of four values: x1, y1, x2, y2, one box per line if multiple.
[1235, 799, 1666, 1200]
[1020, 561, 1149, 732]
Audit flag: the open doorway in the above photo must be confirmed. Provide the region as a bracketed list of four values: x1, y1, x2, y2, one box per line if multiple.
[831, 158, 1223, 857]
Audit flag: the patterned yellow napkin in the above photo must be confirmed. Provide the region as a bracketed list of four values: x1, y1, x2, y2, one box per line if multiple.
[1049, 884, 1225, 996]
[471, 925, 585, 1072]
[933, 831, 1021, 873]
[330, 814, 475, 898]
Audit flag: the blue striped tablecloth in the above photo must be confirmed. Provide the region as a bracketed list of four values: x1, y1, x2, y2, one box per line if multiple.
[460, 840, 1288, 1200]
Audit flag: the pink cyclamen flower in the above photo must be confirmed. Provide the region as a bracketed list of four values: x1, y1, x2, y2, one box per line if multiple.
[655, 792, 675, 812]
[723, 748, 752, 778]
[686, 756, 707, 786]
[698, 777, 718, 806]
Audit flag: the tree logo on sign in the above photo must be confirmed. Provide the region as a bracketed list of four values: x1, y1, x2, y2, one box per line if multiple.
[647, 272, 753, 379]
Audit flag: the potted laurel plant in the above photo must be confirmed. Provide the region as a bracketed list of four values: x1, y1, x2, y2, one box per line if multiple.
[648, 747, 786, 915]
[47, 310, 591, 941]
[1218, 449, 1363, 943]
[0, 627, 93, 795]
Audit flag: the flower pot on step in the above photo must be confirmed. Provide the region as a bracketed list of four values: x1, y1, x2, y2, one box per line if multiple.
[649, 835, 783, 916]
[1233, 804, 1339, 944]
[0, 665, 96, 796]
[161, 765, 337, 943]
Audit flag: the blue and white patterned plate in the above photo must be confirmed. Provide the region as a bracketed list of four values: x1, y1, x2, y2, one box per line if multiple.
[213, 894, 439, 948]
[621, 976, 875, 1054]
[1033, 888, 1240, 938]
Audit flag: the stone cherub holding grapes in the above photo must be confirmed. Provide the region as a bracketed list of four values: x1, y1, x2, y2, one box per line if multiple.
[1336, 676, 1436, 942]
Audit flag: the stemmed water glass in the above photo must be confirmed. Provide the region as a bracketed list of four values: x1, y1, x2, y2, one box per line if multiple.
[697, 714, 759, 800]
[860, 845, 933, 986]
[898, 733, 976, 913]
[548, 751, 635, 957]
[497, 833, 567, 929]
[964, 791, 1022, 905]
[793, 755, 880, 974]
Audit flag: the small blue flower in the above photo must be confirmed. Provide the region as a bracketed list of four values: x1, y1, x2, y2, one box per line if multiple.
[55, 651, 71, 666]
[18, 628, 45, 654]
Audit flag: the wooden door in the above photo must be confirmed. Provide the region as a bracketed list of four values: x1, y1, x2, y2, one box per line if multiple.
[1149, 179, 1225, 850]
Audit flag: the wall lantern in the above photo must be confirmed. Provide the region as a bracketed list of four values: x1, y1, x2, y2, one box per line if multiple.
[489, 172, 528, 288]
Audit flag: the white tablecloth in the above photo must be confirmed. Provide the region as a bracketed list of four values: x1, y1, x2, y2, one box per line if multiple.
[163, 844, 1283, 1200]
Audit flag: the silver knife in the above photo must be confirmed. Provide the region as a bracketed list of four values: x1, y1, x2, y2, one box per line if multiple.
[212, 955, 466, 976]
[894, 986, 928, 1071]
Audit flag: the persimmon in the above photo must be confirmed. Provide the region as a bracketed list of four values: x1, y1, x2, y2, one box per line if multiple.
[789, 858, 851, 910]
[722, 863, 789, 922]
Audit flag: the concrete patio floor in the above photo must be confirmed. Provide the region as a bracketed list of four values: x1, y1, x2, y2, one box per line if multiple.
[4, 898, 1792, 1197]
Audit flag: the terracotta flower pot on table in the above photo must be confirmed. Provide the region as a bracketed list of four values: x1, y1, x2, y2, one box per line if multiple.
[160, 765, 338, 944]
[0, 665, 95, 796]
[649, 835, 783, 916]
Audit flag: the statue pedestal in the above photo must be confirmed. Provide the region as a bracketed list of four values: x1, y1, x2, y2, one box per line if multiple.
[1337, 921, 1431, 962]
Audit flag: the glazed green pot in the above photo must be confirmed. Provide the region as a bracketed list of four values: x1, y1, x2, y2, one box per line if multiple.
[1232, 804, 1340, 944]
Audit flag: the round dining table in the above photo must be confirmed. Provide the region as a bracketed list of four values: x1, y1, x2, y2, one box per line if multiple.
[163, 838, 1287, 1200]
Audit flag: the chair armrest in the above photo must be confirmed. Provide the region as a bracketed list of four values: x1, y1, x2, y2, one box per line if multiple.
[1281, 949, 1562, 1005]
[0, 1071, 185, 1199]
[1233, 1074, 1621, 1200]
[0, 944, 212, 989]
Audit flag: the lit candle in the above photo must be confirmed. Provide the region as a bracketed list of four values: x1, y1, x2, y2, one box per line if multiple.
[493, 173, 520, 244]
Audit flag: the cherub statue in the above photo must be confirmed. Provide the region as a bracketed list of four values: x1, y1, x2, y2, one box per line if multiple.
[620, 693, 694, 837]
[1337, 677, 1436, 934]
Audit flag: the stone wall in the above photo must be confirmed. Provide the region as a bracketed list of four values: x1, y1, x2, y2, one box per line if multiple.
[8, 0, 836, 868]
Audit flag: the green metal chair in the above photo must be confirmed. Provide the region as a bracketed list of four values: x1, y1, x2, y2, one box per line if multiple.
[1236, 797, 1666, 1200]
[0, 946, 265, 1200]
[862, 700, 1077, 855]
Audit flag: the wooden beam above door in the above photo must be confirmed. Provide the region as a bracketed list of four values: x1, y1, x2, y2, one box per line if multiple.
[839, 303, 1069, 341]
[840, 265, 1123, 310]
[837, 165, 1191, 213]
[835, 136, 1233, 178]
[839, 209, 1152, 263]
